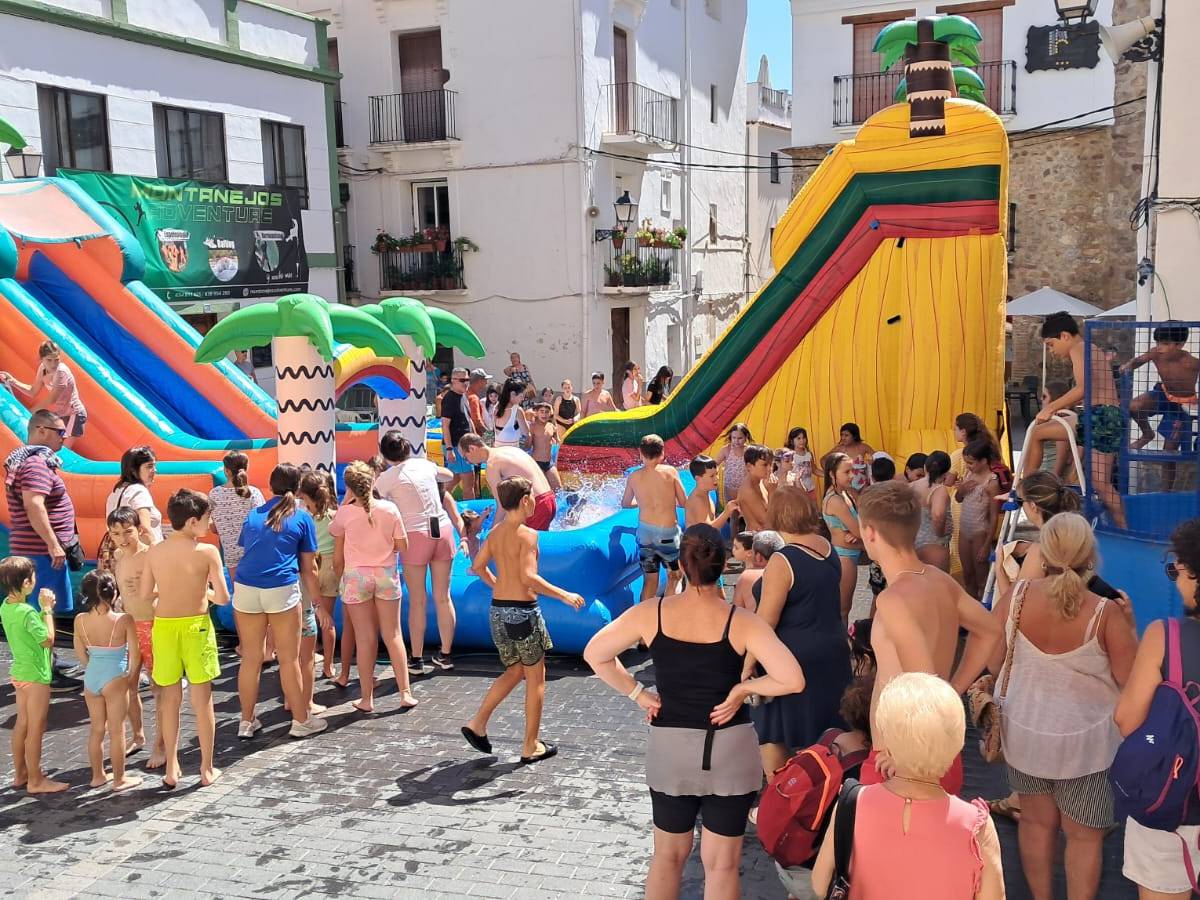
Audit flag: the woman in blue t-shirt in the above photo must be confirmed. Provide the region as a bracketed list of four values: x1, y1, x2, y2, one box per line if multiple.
[232, 464, 327, 741]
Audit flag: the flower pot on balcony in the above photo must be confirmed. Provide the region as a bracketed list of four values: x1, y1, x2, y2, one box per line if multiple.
[434, 239, 449, 252]
[410, 242, 436, 254]
[611, 235, 625, 250]
[637, 237, 652, 248]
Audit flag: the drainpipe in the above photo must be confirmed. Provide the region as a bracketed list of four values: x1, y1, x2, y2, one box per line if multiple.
[681, 0, 693, 359]
[1135, 0, 1165, 321]
[744, 110, 751, 302]
[573, 0, 591, 383]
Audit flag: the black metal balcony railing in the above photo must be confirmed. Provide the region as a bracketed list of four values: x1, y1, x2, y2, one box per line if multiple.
[369, 89, 458, 144]
[379, 244, 464, 292]
[335, 100, 346, 148]
[604, 82, 679, 144]
[832, 59, 1016, 127]
[342, 242, 357, 294]
[602, 237, 678, 289]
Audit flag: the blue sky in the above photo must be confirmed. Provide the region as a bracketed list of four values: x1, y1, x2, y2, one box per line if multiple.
[747, 0, 792, 91]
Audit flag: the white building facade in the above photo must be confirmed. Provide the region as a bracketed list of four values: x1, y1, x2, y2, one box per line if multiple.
[0, 0, 340, 315]
[745, 57, 793, 294]
[278, 0, 747, 396]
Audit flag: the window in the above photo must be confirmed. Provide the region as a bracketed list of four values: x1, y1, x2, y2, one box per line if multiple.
[262, 121, 308, 208]
[660, 177, 672, 215]
[37, 86, 110, 174]
[770, 152, 780, 184]
[154, 106, 227, 182]
[709, 85, 718, 124]
[412, 181, 450, 231]
[708, 204, 717, 243]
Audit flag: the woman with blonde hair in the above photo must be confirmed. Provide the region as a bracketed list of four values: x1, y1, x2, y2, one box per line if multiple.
[990, 512, 1138, 900]
[330, 461, 415, 713]
[811, 673, 1004, 899]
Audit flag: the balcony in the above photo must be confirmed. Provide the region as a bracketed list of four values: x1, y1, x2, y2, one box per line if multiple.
[832, 60, 1016, 127]
[602, 82, 678, 149]
[368, 89, 459, 144]
[601, 236, 679, 291]
[759, 85, 792, 117]
[379, 243, 465, 293]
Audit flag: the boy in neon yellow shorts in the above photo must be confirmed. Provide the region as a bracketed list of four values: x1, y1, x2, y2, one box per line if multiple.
[139, 489, 229, 788]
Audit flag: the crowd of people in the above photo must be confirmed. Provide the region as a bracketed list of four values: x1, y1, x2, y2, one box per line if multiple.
[8, 327, 1200, 900]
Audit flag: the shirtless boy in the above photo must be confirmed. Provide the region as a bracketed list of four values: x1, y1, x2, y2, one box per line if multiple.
[731, 530, 784, 610]
[462, 476, 584, 763]
[459, 433, 557, 530]
[736, 445, 777, 531]
[580, 372, 617, 419]
[1123, 323, 1200, 454]
[623, 435, 688, 602]
[1022, 311, 1128, 528]
[108, 506, 165, 768]
[857, 481, 1002, 793]
[529, 403, 562, 492]
[138, 489, 230, 787]
[683, 454, 740, 529]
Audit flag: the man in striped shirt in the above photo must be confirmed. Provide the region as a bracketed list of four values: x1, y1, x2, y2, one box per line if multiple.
[3, 410, 82, 691]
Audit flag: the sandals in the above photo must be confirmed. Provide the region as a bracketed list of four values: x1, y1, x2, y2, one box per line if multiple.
[988, 795, 1021, 822]
[461, 726, 493, 755]
[520, 741, 558, 765]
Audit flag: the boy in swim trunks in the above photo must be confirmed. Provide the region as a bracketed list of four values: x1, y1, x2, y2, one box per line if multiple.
[462, 476, 584, 764]
[684, 454, 740, 529]
[1022, 311, 1128, 528]
[108, 506, 165, 769]
[736, 445, 777, 532]
[138, 489, 230, 788]
[623, 435, 688, 602]
[1, 555, 68, 794]
[529, 403, 562, 492]
[460, 434, 558, 530]
[1123, 323, 1200, 463]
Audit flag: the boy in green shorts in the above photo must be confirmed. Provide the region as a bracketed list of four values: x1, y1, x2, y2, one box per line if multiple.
[139, 490, 230, 787]
[1, 555, 68, 793]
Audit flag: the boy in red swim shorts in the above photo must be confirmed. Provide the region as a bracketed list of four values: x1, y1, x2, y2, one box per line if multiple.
[460, 434, 558, 531]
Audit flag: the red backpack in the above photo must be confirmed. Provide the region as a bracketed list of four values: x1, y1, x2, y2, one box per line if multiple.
[756, 729, 870, 869]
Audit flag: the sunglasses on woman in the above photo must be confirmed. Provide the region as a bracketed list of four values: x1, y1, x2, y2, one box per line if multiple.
[1167, 560, 1186, 582]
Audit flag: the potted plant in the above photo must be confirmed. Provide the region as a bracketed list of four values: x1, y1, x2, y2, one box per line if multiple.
[610, 227, 627, 250]
[423, 226, 449, 252]
[635, 219, 657, 248]
[372, 230, 404, 255]
[620, 252, 643, 285]
[453, 235, 480, 253]
[603, 263, 621, 287]
[672, 225, 688, 241]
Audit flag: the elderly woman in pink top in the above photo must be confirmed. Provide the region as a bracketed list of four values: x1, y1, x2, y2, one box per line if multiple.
[989, 512, 1137, 900]
[1, 341, 88, 446]
[812, 672, 1004, 900]
[329, 461, 415, 714]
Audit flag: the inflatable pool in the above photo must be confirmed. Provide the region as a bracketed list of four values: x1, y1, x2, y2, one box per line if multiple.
[213, 469, 697, 655]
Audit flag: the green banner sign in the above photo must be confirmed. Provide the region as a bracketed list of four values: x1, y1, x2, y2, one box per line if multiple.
[59, 170, 308, 302]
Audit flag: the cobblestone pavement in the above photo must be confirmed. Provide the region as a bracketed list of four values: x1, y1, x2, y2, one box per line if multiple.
[0, 577, 1135, 899]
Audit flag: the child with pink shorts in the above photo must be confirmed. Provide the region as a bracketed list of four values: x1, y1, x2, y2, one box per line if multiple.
[330, 461, 415, 713]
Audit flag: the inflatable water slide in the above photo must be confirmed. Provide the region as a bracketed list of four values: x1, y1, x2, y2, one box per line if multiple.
[561, 101, 1009, 473]
[0, 178, 407, 556]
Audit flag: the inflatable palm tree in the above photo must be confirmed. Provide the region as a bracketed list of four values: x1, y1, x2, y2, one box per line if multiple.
[873, 14, 983, 137]
[360, 297, 485, 456]
[195, 294, 403, 472]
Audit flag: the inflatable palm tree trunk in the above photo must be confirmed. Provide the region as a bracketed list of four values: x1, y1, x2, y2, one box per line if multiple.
[274, 335, 337, 471]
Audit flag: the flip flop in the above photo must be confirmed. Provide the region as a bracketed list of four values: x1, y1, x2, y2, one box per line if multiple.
[461, 726, 493, 755]
[520, 741, 558, 765]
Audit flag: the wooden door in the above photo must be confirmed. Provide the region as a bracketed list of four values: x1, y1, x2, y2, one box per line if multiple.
[851, 22, 893, 124]
[399, 31, 445, 141]
[614, 28, 630, 132]
[972, 9, 1004, 111]
[611, 307, 630, 406]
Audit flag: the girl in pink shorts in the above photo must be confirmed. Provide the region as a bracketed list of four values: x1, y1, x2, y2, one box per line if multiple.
[330, 462, 416, 713]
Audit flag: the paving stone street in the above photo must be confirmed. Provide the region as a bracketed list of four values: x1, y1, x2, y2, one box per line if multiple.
[0, 580, 1136, 899]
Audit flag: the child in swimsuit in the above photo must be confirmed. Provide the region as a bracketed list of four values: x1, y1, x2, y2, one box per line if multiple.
[717, 423, 752, 535]
[0, 556, 68, 794]
[530, 403, 562, 491]
[955, 439, 1001, 600]
[823, 453, 863, 623]
[74, 571, 142, 791]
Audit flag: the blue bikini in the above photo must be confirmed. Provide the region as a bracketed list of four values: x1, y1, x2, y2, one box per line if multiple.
[82, 617, 129, 695]
[822, 493, 862, 561]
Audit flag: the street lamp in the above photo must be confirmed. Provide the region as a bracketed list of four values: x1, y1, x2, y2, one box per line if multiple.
[0, 116, 40, 179]
[613, 190, 638, 229]
[1053, 0, 1099, 24]
[4, 145, 42, 179]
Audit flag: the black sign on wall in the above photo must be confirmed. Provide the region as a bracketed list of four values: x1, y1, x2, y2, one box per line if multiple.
[1026, 21, 1101, 72]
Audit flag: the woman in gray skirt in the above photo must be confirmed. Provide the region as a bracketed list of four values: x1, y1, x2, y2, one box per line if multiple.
[584, 524, 806, 899]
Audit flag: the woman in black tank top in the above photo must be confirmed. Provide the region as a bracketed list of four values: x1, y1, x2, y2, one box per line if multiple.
[553, 380, 579, 439]
[583, 524, 806, 900]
